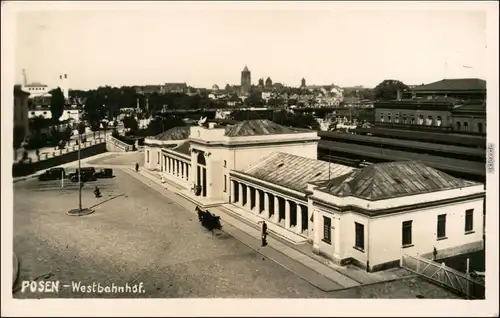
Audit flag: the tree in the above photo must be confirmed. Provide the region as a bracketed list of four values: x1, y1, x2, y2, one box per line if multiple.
[49, 87, 65, 122]
[243, 91, 264, 107]
[123, 116, 138, 133]
[373, 80, 409, 101]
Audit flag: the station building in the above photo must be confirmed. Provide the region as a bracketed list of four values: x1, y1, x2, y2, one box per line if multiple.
[144, 119, 485, 272]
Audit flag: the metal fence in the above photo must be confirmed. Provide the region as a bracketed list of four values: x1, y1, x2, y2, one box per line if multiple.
[401, 254, 485, 299]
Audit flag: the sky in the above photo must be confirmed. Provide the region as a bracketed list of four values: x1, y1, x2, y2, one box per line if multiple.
[13, 2, 490, 90]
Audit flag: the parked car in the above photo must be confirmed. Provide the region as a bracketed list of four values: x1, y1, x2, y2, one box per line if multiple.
[67, 167, 96, 180]
[70, 171, 97, 182]
[38, 168, 66, 181]
[94, 168, 114, 178]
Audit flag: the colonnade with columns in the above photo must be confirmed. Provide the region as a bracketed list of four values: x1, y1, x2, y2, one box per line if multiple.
[230, 179, 309, 236]
[160, 153, 191, 183]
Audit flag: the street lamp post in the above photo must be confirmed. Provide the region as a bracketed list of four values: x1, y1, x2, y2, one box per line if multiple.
[78, 128, 82, 213]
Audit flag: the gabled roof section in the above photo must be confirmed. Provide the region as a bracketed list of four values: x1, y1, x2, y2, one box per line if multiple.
[412, 78, 486, 91]
[239, 152, 354, 193]
[150, 126, 190, 141]
[319, 161, 478, 201]
[171, 140, 191, 156]
[224, 119, 312, 137]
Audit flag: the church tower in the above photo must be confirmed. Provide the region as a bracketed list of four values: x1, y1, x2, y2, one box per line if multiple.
[240, 65, 251, 96]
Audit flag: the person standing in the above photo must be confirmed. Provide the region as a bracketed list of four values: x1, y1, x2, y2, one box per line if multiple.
[135, 162, 139, 172]
[261, 221, 268, 247]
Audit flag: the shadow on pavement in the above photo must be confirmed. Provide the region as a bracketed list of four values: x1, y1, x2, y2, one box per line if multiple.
[89, 193, 125, 209]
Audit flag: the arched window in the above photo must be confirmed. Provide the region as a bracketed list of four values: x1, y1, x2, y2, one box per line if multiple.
[477, 122, 483, 133]
[387, 113, 392, 123]
[418, 115, 424, 125]
[402, 114, 408, 124]
[380, 113, 384, 122]
[411, 115, 415, 125]
[456, 122, 461, 131]
[197, 152, 206, 165]
[464, 122, 469, 131]
[436, 116, 442, 127]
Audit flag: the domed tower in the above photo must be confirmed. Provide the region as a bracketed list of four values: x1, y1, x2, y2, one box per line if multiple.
[240, 65, 251, 95]
[265, 77, 273, 88]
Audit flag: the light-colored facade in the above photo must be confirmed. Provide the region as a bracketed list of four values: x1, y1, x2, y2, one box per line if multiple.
[28, 108, 81, 121]
[144, 120, 485, 272]
[14, 85, 30, 139]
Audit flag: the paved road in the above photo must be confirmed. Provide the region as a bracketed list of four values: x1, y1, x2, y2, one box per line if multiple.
[13, 169, 332, 298]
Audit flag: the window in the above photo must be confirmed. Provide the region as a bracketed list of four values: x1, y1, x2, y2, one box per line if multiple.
[387, 113, 392, 123]
[477, 123, 483, 133]
[380, 113, 384, 122]
[402, 114, 408, 124]
[436, 116, 442, 127]
[465, 209, 474, 232]
[437, 214, 447, 239]
[355, 222, 364, 250]
[402, 221, 413, 246]
[418, 115, 424, 125]
[464, 122, 469, 131]
[323, 216, 331, 244]
[411, 115, 415, 125]
[456, 122, 461, 131]
[146, 150, 150, 163]
[223, 175, 227, 192]
[426, 116, 433, 126]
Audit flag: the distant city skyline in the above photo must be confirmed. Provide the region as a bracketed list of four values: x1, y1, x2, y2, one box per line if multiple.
[14, 2, 489, 90]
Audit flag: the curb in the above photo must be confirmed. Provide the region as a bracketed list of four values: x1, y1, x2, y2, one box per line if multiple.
[66, 208, 95, 216]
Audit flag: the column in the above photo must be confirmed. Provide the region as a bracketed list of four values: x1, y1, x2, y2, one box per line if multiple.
[285, 200, 291, 229]
[168, 157, 172, 174]
[273, 196, 280, 223]
[206, 157, 213, 199]
[313, 209, 321, 253]
[186, 165, 190, 182]
[263, 192, 270, 218]
[246, 185, 252, 210]
[254, 189, 260, 213]
[296, 204, 303, 234]
[238, 183, 244, 206]
[334, 216, 341, 258]
[231, 180, 236, 204]
[181, 162, 185, 180]
[172, 159, 176, 176]
[190, 151, 197, 186]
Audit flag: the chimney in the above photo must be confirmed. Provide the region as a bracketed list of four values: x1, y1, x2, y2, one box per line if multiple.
[64, 74, 67, 79]
[59, 75, 62, 80]
[208, 122, 216, 129]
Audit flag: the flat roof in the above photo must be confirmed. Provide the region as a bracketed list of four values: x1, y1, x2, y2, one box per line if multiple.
[238, 152, 354, 193]
[319, 131, 485, 158]
[318, 140, 485, 177]
[352, 127, 486, 148]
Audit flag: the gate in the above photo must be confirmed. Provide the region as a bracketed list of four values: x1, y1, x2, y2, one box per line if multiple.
[401, 254, 485, 299]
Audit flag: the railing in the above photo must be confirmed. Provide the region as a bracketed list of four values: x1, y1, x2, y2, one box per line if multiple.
[107, 135, 133, 152]
[401, 254, 485, 299]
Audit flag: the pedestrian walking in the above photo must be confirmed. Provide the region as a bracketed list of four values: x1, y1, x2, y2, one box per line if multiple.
[135, 162, 139, 172]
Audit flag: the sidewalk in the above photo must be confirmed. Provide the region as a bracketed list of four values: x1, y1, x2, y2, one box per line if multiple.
[123, 166, 411, 289]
